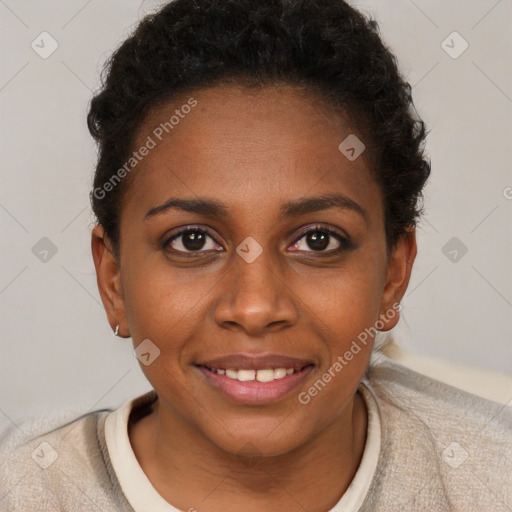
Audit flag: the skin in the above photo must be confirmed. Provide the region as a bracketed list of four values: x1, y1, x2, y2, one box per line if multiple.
[92, 84, 416, 512]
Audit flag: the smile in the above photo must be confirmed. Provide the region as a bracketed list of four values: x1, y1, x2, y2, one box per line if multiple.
[196, 363, 314, 404]
[206, 366, 300, 381]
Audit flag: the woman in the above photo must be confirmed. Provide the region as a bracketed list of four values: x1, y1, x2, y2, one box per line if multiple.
[1, 0, 510, 510]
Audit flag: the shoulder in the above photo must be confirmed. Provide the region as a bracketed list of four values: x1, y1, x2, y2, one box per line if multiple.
[365, 354, 512, 511]
[367, 353, 511, 438]
[0, 406, 114, 511]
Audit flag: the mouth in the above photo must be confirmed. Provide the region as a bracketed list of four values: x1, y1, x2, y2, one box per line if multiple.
[194, 355, 315, 405]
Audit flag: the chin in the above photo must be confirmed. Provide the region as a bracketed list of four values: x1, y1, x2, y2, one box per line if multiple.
[198, 411, 316, 460]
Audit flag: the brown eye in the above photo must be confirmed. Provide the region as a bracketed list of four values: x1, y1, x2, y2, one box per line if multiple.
[163, 227, 221, 254]
[290, 226, 352, 254]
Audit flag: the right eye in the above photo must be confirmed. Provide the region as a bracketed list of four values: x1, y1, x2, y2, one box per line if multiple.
[162, 226, 223, 255]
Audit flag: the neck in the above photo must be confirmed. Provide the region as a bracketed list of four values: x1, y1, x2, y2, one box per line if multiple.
[129, 391, 367, 512]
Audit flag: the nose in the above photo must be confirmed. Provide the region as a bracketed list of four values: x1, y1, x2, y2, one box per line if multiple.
[213, 246, 299, 336]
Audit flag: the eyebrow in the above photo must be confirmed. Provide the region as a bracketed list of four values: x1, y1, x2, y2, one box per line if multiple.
[145, 193, 368, 224]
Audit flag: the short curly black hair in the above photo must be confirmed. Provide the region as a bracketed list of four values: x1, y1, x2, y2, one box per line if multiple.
[87, 0, 430, 257]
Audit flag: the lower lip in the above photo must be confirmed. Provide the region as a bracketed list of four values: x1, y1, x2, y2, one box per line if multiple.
[196, 365, 314, 405]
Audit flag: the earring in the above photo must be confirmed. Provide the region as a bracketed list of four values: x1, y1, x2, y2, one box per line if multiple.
[114, 325, 120, 337]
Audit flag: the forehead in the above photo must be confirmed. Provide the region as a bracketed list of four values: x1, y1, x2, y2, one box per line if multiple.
[123, 84, 381, 223]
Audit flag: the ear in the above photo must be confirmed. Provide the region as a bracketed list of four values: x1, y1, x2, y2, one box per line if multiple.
[91, 225, 130, 338]
[377, 227, 417, 331]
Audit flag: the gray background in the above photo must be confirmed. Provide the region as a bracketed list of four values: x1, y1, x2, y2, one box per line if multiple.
[1, 0, 511, 429]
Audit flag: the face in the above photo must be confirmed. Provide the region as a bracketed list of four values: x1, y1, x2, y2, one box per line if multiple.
[92, 84, 416, 457]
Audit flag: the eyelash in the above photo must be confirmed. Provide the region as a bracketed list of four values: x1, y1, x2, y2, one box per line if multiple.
[162, 224, 353, 257]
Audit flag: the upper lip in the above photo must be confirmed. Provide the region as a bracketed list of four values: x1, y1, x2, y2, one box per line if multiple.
[196, 354, 314, 370]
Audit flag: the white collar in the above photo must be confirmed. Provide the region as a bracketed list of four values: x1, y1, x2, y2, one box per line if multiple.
[104, 381, 381, 511]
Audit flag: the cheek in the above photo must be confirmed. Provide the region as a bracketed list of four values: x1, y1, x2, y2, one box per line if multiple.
[297, 257, 385, 383]
[295, 272, 379, 416]
[120, 252, 206, 343]
[301, 257, 384, 329]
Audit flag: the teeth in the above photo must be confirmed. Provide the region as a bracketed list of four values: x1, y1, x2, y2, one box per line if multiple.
[256, 369, 274, 382]
[213, 367, 298, 381]
[237, 369, 256, 381]
[273, 368, 287, 379]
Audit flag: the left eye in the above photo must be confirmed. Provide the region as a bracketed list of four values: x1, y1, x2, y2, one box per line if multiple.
[290, 227, 348, 253]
